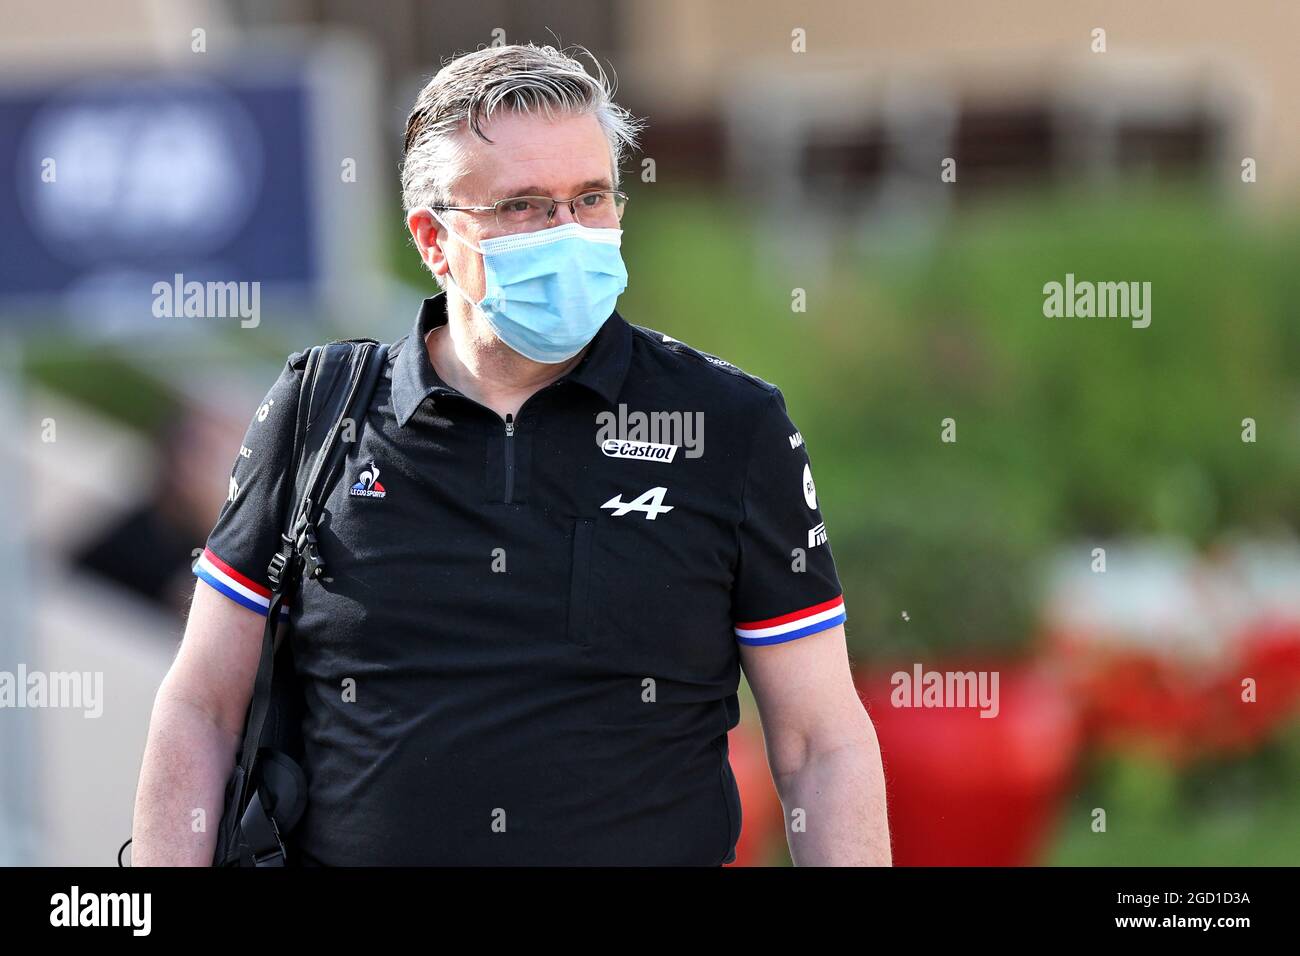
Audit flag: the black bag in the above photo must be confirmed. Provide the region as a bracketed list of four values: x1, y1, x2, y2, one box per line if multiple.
[209, 338, 389, 867]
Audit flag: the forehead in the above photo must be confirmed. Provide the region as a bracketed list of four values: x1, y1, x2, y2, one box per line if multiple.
[451, 110, 613, 201]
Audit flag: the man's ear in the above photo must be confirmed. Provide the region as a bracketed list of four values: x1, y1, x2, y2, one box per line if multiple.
[407, 209, 446, 276]
[406, 208, 433, 258]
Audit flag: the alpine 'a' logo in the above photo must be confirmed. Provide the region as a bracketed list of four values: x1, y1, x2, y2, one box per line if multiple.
[601, 486, 674, 520]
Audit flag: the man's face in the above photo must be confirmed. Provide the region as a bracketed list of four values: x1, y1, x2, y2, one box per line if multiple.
[409, 110, 616, 306]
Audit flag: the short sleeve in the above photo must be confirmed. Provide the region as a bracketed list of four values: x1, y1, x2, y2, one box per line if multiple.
[192, 351, 307, 616]
[731, 387, 846, 646]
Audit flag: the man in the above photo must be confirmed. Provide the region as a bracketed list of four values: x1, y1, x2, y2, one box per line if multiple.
[133, 42, 890, 866]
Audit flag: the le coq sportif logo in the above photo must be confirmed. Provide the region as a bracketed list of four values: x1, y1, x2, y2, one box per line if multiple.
[349, 461, 387, 499]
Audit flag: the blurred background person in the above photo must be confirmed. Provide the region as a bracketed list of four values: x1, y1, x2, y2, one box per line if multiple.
[73, 401, 246, 615]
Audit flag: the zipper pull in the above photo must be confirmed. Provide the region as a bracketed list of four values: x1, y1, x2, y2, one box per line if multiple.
[504, 413, 514, 437]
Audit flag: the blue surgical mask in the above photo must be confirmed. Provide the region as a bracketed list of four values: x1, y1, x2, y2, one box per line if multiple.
[430, 213, 629, 364]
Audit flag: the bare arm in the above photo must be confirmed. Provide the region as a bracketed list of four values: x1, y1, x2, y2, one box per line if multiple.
[131, 582, 264, 866]
[740, 623, 891, 866]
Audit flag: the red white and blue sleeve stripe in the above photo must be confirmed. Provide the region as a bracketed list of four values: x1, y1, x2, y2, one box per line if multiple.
[733, 595, 846, 646]
[193, 547, 288, 617]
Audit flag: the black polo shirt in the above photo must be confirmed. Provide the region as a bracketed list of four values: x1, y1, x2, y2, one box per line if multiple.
[195, 292, 846, 866]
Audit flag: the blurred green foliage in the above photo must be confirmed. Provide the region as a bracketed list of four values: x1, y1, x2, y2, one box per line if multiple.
[24, 350, 177, 434]
[23, 327, 293, 434]
[1047, 718, 1300, 865]
[619, 185, 1300, 661]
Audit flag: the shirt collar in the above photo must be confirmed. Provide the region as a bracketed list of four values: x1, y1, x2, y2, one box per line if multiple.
[391, 291, 633, 427]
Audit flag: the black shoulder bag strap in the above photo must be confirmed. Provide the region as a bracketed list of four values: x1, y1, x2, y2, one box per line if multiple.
[223, 338, 388, 867]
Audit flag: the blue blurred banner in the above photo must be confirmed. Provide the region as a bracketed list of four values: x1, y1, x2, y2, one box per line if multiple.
[0, 61, 323, 329]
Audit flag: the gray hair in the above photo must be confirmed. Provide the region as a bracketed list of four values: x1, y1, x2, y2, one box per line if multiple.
[401, 43, 644, 218]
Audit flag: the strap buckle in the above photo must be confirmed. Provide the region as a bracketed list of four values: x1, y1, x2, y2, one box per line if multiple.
[293, 508, 326, 580]
[249, 808, 287, 868]
[265, 535, 295, 592]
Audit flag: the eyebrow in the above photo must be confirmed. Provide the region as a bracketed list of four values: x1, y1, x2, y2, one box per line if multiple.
[495, 178, 613, 199]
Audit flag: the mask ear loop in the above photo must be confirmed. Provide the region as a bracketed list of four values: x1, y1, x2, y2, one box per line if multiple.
[424, 209, 485, 309]
[428, 210, 485, 254]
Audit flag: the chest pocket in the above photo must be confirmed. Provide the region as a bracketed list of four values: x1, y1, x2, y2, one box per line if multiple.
[565, 490, 737, 682]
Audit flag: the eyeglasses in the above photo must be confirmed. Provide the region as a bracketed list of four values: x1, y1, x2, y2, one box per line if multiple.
[430, 189, 628, 234]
